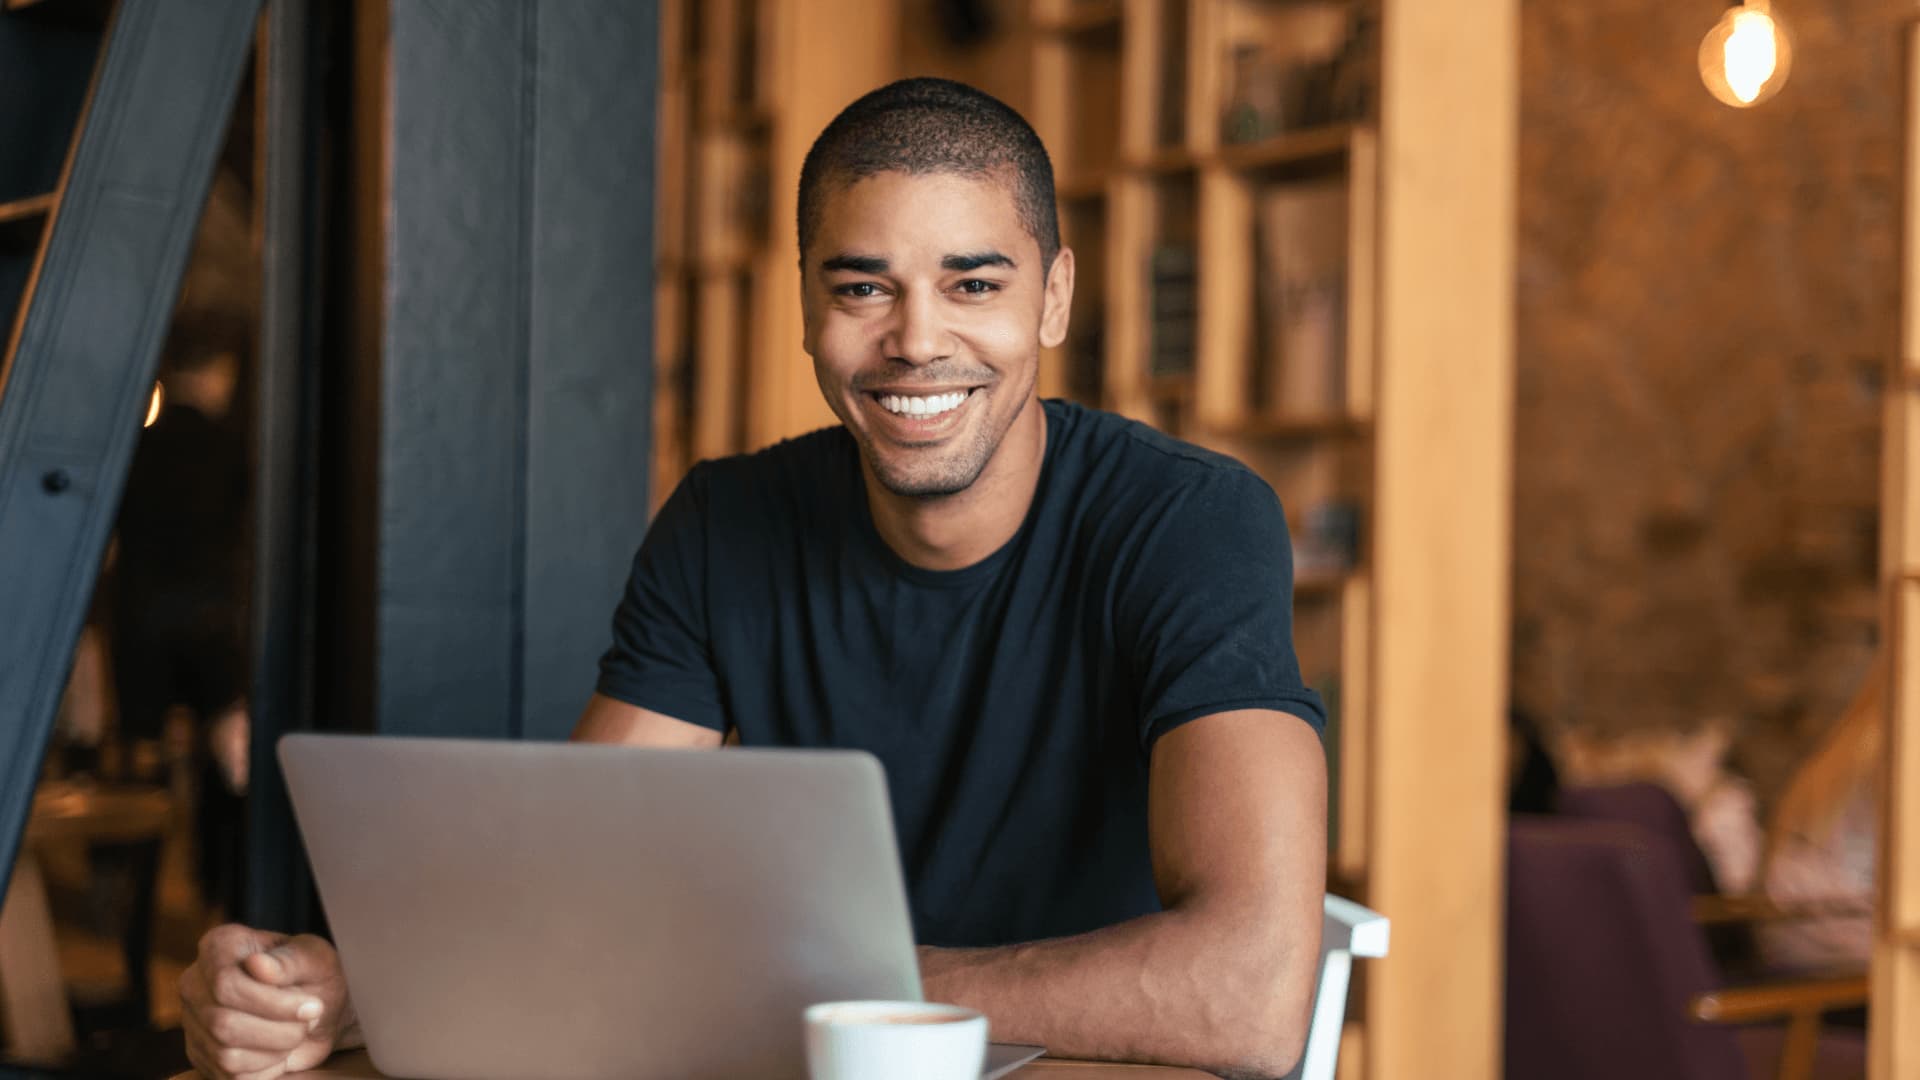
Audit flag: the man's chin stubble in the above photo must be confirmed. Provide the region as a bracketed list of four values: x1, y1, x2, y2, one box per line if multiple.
[870, 459, 984, 501]
[863, 434, 996, 501]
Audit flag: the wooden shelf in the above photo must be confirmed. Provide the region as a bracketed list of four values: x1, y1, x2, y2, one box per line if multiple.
[1206, 413, 1372, 441]
[1134, 146, 1198, 175]
[1296, 572, 1354, 598]
[1214, 124, 1359, 173]
[1057, 173, 1110, 201]
[1032, 0, 1122, 35]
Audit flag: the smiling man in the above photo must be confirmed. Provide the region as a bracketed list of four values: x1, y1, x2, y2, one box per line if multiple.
[180, 78, 1327, 1080]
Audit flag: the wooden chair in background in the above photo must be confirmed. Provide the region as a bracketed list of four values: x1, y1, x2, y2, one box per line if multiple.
[1507, 816, 1867, 1080]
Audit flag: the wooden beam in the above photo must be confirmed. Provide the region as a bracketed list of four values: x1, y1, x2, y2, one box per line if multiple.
[1116, 0, 1155, 163]
[1104, 175, 1153, 420]
[1344, 128, 1377, 420]
[1365, 2, 1517, 1080]
[1336, 573, 1372, 882]
[1193, 166, 1252, 429]
[1877, 19, 1920, 1080]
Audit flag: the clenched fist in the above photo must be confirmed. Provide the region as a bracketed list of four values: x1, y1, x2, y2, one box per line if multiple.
[179, 925, 360, 1079]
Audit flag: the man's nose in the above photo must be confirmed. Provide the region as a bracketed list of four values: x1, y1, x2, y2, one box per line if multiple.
[882, 287, 953, 366]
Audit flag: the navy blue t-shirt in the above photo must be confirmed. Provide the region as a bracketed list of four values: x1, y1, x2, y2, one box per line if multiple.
[597, 399, 1324, 948]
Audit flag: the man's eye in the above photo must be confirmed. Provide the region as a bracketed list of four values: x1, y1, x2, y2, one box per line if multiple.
[956, 279, 1000, 296]
[835, 282, 884, 299]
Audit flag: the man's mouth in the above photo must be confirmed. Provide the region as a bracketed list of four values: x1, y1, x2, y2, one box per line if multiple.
[869, 389, 976, 418]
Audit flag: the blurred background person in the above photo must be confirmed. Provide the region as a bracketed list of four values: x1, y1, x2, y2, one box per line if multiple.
[108, 313, 252, 918]
[1758, 652, 1883, 975]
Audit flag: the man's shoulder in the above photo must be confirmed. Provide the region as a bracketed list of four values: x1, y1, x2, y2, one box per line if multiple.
[1047, 399, 1272, 504]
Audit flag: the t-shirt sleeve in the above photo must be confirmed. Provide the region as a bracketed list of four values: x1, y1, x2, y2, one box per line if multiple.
[594, 465, 729, 732]
[1116, 468, 1327, 750]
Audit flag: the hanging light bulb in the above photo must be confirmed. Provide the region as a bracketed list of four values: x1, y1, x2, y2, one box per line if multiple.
[144, 381, 164, 428]
[1700, 0, 1793, 108]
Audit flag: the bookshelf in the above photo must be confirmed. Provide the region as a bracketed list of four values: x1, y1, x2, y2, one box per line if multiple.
[1026, 0, 1380, 886]
[1024, 3, 1515, 1078]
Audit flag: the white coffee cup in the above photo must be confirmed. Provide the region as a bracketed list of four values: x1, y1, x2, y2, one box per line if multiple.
[804, 1000, 989, 1080]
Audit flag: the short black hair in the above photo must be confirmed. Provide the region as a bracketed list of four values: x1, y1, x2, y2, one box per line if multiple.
[797, 77, 1060, 271]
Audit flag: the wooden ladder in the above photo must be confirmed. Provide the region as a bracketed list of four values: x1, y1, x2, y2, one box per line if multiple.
[0, 0, 261, 1062]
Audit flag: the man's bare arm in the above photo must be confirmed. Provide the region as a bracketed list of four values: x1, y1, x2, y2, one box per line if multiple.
[918, 709, 1327, 1079]
[571, 692, 724, 748]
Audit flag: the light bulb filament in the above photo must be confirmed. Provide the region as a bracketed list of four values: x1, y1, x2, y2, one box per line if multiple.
[1724, 10, 1779, 104]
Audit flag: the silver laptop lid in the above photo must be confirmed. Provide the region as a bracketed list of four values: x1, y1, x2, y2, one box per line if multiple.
[280, 734, 923, 1080]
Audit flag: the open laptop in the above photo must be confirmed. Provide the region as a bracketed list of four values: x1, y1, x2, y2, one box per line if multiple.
[280, 734, 1043, 1080]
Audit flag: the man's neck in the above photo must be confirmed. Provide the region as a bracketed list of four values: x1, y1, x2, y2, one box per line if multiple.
[863, 396, 1048, 572]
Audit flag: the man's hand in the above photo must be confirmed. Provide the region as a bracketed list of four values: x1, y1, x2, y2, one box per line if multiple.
[180, 925, 359, 1080]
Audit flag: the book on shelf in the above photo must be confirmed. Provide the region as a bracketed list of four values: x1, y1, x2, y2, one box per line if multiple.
[1067, 312, 1105, 406]
[1149, 245, 1197, 377]
[1217, 0, 1365, 142]
[1256, 179, 1347, 417]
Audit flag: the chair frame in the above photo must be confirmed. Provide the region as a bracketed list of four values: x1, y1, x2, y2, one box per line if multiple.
[1286, 895, 1390, 1080]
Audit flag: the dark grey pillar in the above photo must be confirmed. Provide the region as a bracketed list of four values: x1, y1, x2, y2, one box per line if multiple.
[372, 1, 658, 741]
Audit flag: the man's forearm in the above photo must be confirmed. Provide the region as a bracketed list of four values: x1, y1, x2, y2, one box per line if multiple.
[918, 897, 1314, 1079]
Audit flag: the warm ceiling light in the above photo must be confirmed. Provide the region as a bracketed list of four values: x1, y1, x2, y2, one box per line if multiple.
[1700, 0, 1792, 108]
[144, 381, 163, 428]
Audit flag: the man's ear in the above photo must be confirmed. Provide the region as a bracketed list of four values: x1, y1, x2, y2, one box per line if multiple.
[1038, 246, 1076, 350]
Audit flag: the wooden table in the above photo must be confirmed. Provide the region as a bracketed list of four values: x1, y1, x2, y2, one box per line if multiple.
[176, 1048, 1214, 1077]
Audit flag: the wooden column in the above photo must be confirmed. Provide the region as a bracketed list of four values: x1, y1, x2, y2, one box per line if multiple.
[1872, 20, 1920, 1080]
[1365, 1, 1517, 1078]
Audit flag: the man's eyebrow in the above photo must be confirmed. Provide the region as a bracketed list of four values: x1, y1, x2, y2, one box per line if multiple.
[821, 254, 889, 274]
[942, 251, 1016, 272]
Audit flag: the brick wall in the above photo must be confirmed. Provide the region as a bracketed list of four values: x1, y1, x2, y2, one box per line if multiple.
[1513, 0, 1905, 799]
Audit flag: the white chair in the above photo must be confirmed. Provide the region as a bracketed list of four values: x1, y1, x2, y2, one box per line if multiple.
[1284, 895, 1390, 1080]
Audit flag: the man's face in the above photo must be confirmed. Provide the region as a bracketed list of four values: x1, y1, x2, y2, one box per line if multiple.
[802, 170, 1072, 499]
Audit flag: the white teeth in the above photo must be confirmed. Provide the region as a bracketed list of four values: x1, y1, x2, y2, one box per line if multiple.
[878, 391, 969, 417]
